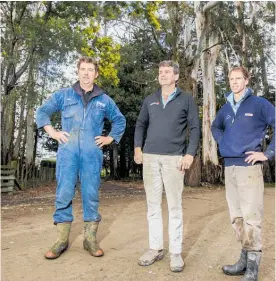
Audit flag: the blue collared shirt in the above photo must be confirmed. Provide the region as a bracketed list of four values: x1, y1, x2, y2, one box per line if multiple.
[227, 88, 249, 115]
[162, 88, 177, 108]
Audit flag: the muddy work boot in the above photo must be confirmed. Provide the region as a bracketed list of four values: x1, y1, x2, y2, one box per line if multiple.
[170, 253, 185, 272]
[83, 221, 104, 257]
[138, 249, 164, 266]
[222, 249, 247, 275]
[241, 251, 261, 281]
[44, 223, 71, 259]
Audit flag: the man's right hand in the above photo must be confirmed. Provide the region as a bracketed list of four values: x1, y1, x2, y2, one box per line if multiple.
[51, 131, 70, 144]
[134, 147, 143, 164]
[44, 125, 70, 144]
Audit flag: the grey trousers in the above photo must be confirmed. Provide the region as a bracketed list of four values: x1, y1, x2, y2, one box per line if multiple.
[143, 154, 184, 254]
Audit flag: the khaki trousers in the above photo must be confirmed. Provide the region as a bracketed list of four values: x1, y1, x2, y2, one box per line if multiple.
[225, 165, 264, 251]
[143, 154, 184, 254]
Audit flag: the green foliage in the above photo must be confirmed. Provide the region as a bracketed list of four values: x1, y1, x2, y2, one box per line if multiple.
[81, 30, 121, 86]
[2, 1, 274, 182]
[40, 159, 56, 168]
[127, 1, 162, 30]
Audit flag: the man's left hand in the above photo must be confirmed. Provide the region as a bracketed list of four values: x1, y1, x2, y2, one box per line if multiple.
[95, 136, 114, 148]
[245, 151, 268, 165]
[178, 154, 194, 173]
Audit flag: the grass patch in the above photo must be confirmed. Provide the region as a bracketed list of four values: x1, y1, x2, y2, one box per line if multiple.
[264, 183, 275, 188]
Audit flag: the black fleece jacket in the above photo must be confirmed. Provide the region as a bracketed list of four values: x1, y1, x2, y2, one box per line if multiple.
[134, 88, 200, 156]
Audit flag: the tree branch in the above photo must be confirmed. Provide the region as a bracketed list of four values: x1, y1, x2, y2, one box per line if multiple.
[109, 19, 141, 30]
[150, 26, 167, 55]
[5, 47, 36, 95]
[15, 2, 28, 25]
[201, 41, 223, 53]
[44, 1, 52, 22]
[203, 1, 220, 13]
[265, 53, 276, 65]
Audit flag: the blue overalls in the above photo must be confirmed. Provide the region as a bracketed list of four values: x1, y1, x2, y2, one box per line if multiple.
[36, 85, 126, 224]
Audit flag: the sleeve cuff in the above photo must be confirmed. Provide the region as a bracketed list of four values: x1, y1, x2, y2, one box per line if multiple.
[264, 150, 275, 160]
[36, 121, 52, 130]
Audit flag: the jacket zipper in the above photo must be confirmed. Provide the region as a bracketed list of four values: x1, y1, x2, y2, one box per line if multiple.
[83, 106, 86, 128]
[162, 91, 180, 109]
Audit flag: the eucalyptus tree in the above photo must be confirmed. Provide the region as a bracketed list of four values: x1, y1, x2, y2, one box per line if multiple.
[1, 1, 124, 184]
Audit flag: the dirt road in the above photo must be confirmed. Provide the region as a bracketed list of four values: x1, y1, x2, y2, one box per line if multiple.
[1, 182, 275, 281]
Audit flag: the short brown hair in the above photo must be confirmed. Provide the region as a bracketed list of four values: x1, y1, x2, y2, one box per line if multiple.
[77, 56, 99, 72]
[229, 66, 250, 80]
[159, 60, 180, 75]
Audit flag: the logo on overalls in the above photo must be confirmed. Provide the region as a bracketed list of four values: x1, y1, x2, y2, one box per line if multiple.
[96, 101, 105, 108]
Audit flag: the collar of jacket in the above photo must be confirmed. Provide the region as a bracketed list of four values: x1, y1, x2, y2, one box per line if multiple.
[154, 87, 182, 100]
[224, 87, 253, 103]
[72, 81, 104, 98]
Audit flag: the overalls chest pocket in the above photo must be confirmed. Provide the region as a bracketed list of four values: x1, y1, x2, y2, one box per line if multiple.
[62, 99, 79, 131]
[91, 102, 106, 125]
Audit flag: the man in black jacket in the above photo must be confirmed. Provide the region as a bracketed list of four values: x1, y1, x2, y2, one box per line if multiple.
[134, 60, 200, 272]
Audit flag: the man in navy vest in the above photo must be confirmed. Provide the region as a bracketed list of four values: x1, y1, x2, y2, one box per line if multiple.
[36, 57, 126, 259]
[211, 66, 275, 281]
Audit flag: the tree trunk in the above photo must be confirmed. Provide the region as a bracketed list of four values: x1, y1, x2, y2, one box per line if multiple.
[184, 153, 201, 186]
[262, 139, 273, 183]
[119, 143, 127, 178]
[20, 126, 27, 184]
[190, 1, 221, 184]
[1, 94, 16, 164]
[201, 31, 220, 166]
[113, 144, 119, 180]
[236, 1, 248, 66]
[25, 108, 35, 173]
[259, 44, 269, 96]
[13, 94, 27, 160]
[110, 143, 119, 180]
[25, 59, 36, 181]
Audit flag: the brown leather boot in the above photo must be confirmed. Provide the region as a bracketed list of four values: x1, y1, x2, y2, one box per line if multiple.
[83, 221, 104, 257]
[44, 223, 71, 259]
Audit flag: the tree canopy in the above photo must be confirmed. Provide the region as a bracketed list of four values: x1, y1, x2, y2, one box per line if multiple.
[1, 1, 275, 185]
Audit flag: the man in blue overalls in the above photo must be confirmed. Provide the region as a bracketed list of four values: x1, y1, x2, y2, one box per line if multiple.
[36, 57, 126, 259]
